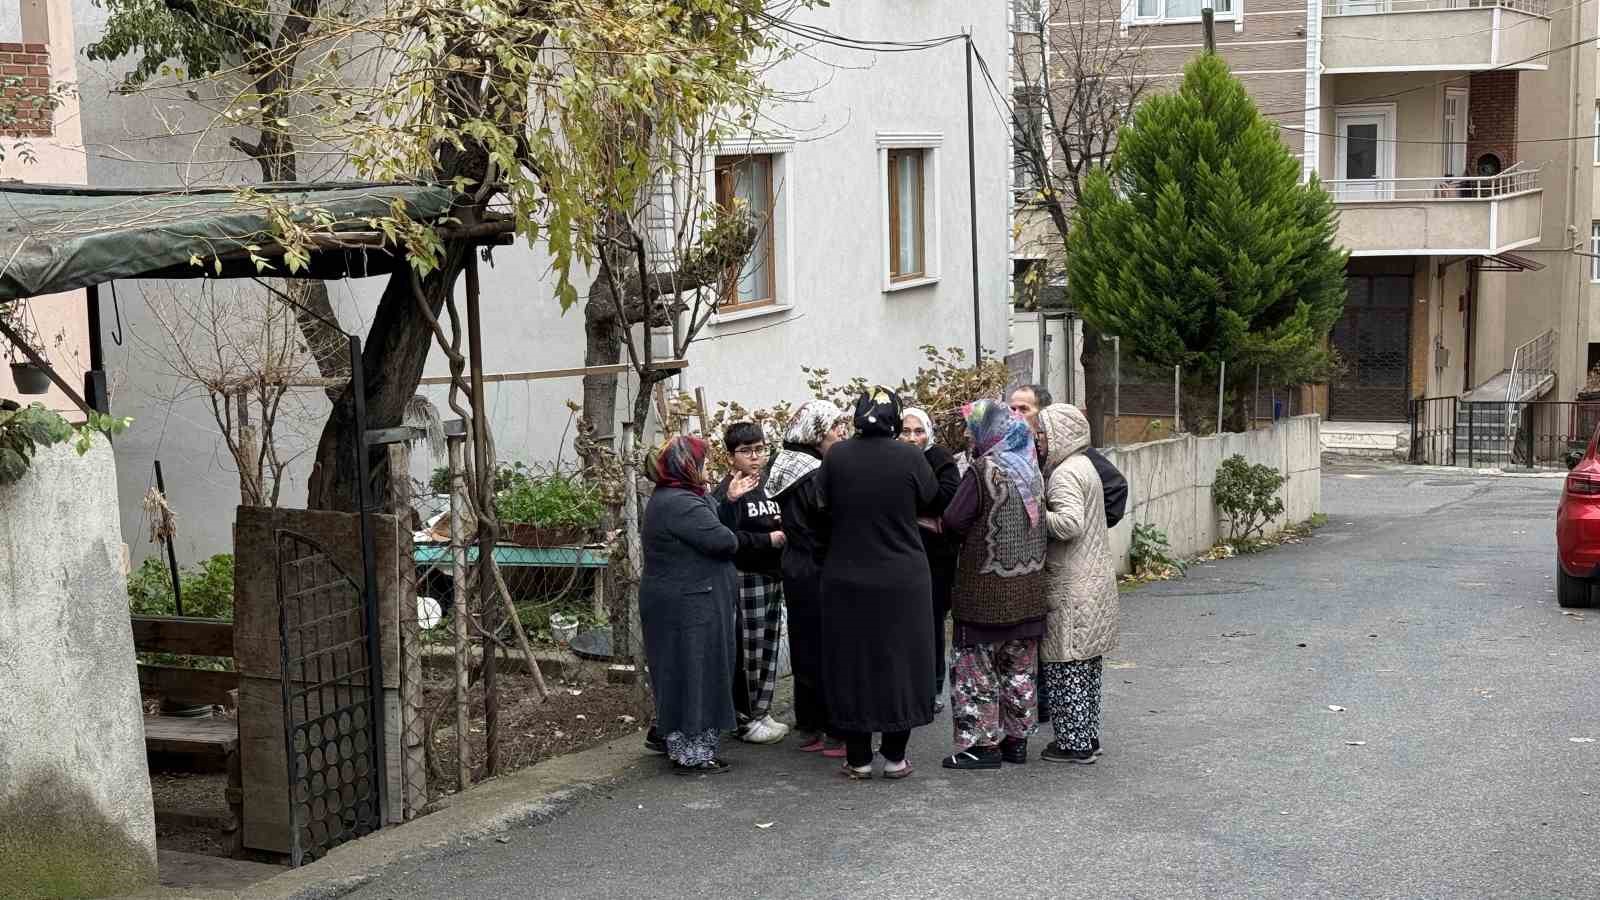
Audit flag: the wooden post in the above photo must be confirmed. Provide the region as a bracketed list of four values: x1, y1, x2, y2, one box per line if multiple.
[236, 388, 260, 506]
[695, 387, 711, 437]
[448, 435, 472, 791]
[1202, 6, 1215, 52]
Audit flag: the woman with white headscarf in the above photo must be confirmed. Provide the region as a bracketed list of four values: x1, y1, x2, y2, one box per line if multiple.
[767, 400, 850, 754]
[901, 407, 962, 711]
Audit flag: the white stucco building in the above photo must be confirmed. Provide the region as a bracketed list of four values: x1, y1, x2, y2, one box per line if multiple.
[69, 3, 1012, 561]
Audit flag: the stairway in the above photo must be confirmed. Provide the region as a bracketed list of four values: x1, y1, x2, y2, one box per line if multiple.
[1450, 368, 1557, 468]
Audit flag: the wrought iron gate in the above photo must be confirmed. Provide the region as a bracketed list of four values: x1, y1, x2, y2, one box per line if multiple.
[1330, 271, 1412, 422]
[275, 529, 386, 866]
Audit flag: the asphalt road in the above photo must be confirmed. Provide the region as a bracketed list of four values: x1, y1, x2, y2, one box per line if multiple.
[347, 465, 1600, 899]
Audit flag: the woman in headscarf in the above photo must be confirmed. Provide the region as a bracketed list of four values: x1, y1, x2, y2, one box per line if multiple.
[901, 407, 962, 712]
[1035, 403, 1119, 764]
[767, 401, 850, 754]
[817, 388, 939, 779]
[639, 435, 779, 774]
[926, 399, 1048, 770]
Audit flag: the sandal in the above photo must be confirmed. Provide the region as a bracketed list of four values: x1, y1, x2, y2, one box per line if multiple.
[840, 762, 873, 780]
[798, 737, 827, 753]
[881, 759, 914, 780]
[673, 758, 732, 776]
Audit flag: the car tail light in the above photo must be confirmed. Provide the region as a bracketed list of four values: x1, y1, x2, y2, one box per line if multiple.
[1568, 472, 1600, 496]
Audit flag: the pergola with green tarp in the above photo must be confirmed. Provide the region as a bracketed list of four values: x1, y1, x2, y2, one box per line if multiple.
[0, 181, 456, 303]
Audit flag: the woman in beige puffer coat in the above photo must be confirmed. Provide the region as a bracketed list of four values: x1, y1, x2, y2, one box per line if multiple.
[1036, 404, 1120, 764]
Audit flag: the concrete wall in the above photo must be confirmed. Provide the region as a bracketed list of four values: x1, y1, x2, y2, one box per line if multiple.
[0, 439, 157, 898]
[1104, 415, 1322, 573]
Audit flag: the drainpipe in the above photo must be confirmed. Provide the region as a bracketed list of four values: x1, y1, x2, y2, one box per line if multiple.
[1302, 0, 1321, 184]
[1564, 1, 1585, 399]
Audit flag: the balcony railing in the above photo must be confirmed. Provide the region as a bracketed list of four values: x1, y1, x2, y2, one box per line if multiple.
[1326, 0, 1548, 16]
[1326, 163, 1540, 204]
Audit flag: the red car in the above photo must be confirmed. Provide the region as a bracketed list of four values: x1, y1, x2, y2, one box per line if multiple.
[1557, 435, 1600, 607]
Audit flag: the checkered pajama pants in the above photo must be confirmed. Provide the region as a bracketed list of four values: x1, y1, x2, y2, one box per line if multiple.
[736, 572, 784, 720]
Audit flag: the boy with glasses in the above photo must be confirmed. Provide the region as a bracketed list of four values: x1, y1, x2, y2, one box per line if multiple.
[713, 422, 790, 744]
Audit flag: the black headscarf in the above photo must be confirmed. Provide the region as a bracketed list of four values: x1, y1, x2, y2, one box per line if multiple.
[852, 386, 903, 438]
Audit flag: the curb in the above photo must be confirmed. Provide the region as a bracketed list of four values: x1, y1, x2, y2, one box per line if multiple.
[128, 731, 655, 900]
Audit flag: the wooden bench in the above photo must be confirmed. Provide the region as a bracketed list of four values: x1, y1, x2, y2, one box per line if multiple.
[133, 615, 243, 855]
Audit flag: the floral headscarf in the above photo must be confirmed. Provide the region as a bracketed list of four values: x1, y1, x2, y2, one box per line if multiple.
[853, 387, 902, 438]
[768, 401, 846, 497]
[650, 435, 709, 496]
[962, 399, 1043, 526]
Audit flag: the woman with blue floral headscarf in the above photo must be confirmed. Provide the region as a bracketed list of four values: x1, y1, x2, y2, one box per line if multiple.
[925, 399, 1048, 770]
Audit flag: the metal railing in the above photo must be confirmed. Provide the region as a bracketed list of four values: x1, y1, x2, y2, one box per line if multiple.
[1505, 328, 1557, 403]
[1411, 397, 1600, 469]
[1326, 0, 1548, 16]
[1327, 162, 1539, 204]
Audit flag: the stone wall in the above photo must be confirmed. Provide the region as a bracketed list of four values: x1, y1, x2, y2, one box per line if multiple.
[0, 440, 157, 898]
[1105, 415, 1323, 572]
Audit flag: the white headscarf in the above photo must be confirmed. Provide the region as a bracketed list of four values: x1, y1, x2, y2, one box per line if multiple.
[901, 407, 936, 447]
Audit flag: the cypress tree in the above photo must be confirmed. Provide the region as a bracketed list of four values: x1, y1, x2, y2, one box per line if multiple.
[1066, 53, 1348, 407]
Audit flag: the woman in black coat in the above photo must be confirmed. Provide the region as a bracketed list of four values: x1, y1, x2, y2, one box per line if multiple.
[901, 407, 962, 711]
[639, 435, 779, 774]
[766, 401, 850, 754]
[818, 388, 939, 779]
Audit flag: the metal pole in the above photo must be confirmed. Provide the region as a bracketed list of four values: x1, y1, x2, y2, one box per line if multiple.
[1036, 310, 1048, 399]
[465, 253, 499, 776]
[1254, 364, 1261, 430]
[347, 333, 389, 824]
[965, 34, 982, 361]
[1112, 336, 1121, 447]
[1217, 361, 1227, 434]
[153, 459, 183, 617]
[1065, 314, 1077, 405]
[1174, 365, 1182, 434]
[1468, 402, 1475, 468]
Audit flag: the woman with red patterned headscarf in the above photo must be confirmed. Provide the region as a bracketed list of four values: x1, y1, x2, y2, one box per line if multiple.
[639, 435, 780, 774]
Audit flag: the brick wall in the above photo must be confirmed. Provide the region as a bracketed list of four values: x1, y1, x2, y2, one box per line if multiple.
[0, 42, 52, 138]
[1467, 71, 1518, 173]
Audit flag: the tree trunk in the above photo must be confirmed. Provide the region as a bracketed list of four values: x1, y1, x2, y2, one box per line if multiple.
[1081, 323, 1109, 448]
[304, 249, 468, 511]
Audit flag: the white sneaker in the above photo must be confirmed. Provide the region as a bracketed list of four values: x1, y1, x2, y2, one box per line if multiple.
[741, 715, 789, 744]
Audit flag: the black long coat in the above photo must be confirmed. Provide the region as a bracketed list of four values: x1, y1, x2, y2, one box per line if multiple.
[817, 435, 939, 733]
[638, 487, 754, 737]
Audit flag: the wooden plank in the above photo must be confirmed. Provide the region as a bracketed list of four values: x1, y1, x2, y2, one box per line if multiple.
[416, 358, 688, 386]
[137, 664, 240, 707]
[143, 715, 239, 756]
[132, 616, 235, 656]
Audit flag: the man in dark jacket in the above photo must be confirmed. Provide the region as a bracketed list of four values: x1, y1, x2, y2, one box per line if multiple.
[1010, 384, 1127, 528]
[712, 422, 790, 744]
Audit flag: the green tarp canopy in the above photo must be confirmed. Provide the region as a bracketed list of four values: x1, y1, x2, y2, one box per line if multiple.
[0, 181, 455, 302]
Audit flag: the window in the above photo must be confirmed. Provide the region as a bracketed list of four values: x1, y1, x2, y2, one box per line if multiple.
[1135, 0, 1233, 21]
[1013, 0, 1041, 32]
[1593, 102, 1599, 164]
[714, 154, 777, 309]
[1013, 87, 1045, 201]
[1442, 89, 1467, 177]
[1591, 222, 1600, 282]
[888, 148, 928, 282]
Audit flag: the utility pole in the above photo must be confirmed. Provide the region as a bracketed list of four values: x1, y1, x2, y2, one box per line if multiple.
[1202, 6, 1216, 53]
[965, 33, 982, 361]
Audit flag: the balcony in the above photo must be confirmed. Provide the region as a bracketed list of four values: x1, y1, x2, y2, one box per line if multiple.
[1329, 164, 1543, 255]
[1322, 0, 1551, 74]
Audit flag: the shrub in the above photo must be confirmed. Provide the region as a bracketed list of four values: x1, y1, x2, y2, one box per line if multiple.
[127, 554, 235, 620]
[1130, 522, 1185, 580]
[495, 464, 603, 529]
[1213, 454, 1285, 540]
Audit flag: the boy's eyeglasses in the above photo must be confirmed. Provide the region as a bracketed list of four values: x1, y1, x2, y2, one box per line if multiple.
[733, 445, 769, 457]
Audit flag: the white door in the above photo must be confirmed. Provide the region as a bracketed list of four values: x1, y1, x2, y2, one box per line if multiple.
[1442, 88, 1468, 178]
[1335, 112, 1393, 200]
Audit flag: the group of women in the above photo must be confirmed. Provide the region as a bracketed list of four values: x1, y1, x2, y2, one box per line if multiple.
[637, 386, 1120, 778]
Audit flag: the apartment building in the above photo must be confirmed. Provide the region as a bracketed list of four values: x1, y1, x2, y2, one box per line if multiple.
[1016, 0, 1597, 425]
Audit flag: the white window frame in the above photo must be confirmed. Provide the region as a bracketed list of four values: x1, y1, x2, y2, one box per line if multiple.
[877, 132, 943, 293]
[1442, 87, 1468, 178]
[1131, 0, 1237, 25]
[706, 138, 795, 325]
[1591, 222, 1600, 282]
[1333, 104, 1398, 201]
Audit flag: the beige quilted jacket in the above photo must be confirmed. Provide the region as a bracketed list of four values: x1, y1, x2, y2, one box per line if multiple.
[1037, 404, 1120, 663]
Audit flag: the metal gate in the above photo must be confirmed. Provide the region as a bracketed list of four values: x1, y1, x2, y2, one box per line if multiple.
[275, 529, 386, 866]
[1330, 272, 1412, 422]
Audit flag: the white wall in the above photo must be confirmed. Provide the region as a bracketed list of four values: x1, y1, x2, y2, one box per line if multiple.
[73, 1, 1011, 562]
[0, 440, 157, 897]
[1105, 415, 1323, 574]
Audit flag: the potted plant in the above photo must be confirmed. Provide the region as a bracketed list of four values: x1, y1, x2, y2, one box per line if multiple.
[1, 301, 50, 395]
[495, 464, 602, 547]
